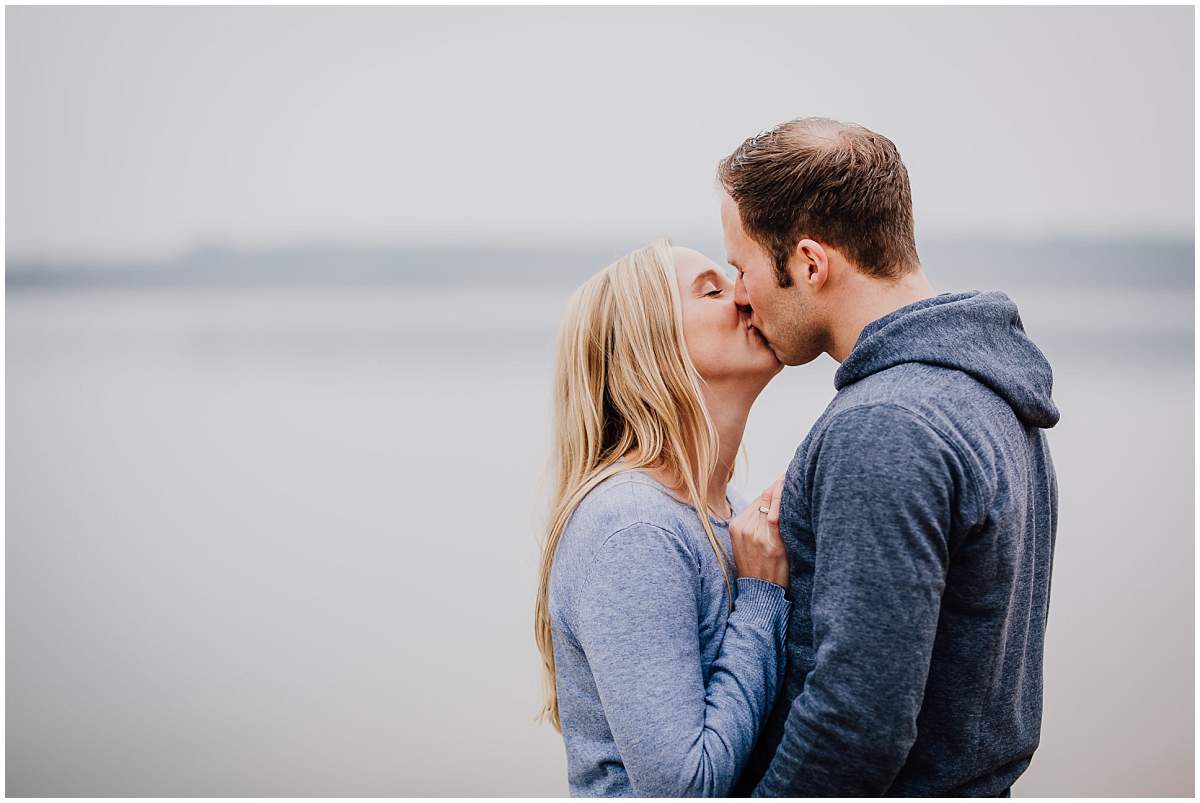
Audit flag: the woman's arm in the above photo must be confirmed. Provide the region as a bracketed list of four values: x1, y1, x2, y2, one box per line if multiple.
[575, 522, 790, 797]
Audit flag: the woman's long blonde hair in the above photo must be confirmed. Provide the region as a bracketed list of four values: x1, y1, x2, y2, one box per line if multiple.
[534, 238, 735, 732]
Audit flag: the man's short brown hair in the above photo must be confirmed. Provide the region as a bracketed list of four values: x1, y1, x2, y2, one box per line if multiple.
[717, 117, 920, 285]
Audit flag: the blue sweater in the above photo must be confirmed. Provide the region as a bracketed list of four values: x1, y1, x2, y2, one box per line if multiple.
[549, 471, 791, 797]
[735, 290, 1060, 797]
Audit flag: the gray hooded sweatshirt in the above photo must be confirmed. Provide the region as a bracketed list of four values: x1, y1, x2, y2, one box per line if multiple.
[736, 290, 1060, 797]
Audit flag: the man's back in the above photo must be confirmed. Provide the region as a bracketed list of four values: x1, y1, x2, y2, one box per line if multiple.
[737, 291, 1059, 796]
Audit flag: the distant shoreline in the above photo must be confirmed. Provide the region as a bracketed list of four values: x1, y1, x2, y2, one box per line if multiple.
[6, 237, 1194, 292]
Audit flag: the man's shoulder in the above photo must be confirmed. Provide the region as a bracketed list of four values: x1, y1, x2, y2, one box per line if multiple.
[781, 370, 992, 526]
[837, 362, 999, 412]
[815, 364, 1016, 457]
[783, 376, 975, 488]
[806, 400, 953, 463]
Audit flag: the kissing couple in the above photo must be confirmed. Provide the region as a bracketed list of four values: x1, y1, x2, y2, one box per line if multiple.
[534, 117, 1060, 797]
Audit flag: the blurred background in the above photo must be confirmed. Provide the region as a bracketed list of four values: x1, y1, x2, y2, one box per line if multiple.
[6, 6, 1194, 797]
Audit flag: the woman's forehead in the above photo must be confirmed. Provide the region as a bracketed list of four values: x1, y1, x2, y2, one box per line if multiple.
[671, 246, 716, 280]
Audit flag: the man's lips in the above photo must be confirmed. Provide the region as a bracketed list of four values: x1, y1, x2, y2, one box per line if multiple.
[740, 311, 771, 345]
[743, 317, 781, 361]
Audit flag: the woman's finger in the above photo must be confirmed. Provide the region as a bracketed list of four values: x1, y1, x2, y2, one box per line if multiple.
[728, 509, 743, 540]
[767, 477, 783, 526]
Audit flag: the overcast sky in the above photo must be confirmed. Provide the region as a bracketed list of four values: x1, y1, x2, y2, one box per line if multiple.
[6, 6, 1194, 262]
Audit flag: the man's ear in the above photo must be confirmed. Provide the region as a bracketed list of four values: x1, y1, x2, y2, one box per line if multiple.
[791, 239, 829, 289]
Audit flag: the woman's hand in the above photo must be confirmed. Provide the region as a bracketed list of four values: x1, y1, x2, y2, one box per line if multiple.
[729, 476, 790, 589]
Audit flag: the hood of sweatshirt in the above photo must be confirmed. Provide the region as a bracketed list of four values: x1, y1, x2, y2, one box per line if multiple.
[834, 290, 1060, 429]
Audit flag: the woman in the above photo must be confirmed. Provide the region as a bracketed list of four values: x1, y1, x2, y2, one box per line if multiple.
[533, 238, 791, 796]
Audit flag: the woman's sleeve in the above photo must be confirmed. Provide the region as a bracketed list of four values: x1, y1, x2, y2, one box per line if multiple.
[574, 522, 791, 797]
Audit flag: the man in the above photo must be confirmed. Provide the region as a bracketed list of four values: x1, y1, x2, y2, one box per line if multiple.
[720, 118, 1059, 797]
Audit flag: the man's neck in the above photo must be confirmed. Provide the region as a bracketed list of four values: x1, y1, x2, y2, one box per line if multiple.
[828, 266, 937, 363]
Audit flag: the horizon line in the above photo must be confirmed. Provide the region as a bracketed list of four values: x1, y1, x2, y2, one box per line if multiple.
[8, 231, 1196, 269]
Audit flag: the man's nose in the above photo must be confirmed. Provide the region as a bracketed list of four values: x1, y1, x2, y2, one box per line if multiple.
[734, 273, 752, 312]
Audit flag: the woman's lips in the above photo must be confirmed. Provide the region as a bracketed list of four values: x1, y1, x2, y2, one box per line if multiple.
[745, 320, 781, 362]
[740, 314, 771, 347]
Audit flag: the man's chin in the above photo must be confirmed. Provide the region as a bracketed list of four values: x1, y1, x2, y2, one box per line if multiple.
[764, 338, 815, 367]
[757, 333, 785, 365]
[780, 349, 822, 367]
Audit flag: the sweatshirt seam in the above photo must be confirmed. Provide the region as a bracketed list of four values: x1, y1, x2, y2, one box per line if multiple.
[813, 401, 987, 530]
[577, 520, 700, 600]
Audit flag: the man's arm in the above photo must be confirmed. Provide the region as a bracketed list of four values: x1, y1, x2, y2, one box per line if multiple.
[754, 404, 974, 796]
[1045, 431, 1058, 632]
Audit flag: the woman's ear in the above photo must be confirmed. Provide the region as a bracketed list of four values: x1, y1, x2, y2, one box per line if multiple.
[792, 239, 829, 289]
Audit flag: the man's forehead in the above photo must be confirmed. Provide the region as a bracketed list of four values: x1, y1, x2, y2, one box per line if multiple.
[720, 199, 747, 239]
[722, 233, 741, 264]
[721, 242, 736, 267]
[720, 197, 738, 223]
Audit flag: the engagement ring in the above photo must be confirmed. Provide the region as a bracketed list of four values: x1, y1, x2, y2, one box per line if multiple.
[758, 506, 770, 514]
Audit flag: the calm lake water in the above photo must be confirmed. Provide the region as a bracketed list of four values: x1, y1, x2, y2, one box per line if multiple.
[6, 282, 1194, 796]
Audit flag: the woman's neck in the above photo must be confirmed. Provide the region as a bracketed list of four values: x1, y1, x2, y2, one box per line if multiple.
[702, 381, 753, 516]
[642, 379, 756, 519]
